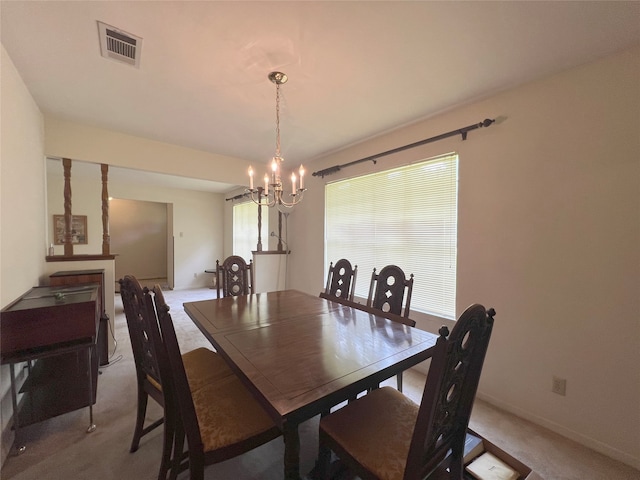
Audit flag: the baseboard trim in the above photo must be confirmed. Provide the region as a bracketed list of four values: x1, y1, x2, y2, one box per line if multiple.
[475, 391, 640, 471]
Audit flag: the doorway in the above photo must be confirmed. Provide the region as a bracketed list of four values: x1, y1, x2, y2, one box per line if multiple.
[110, 198, 174, 291]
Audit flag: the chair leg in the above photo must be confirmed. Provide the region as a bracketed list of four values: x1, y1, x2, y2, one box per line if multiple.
[169, 425, 186, 480]
[315, 445, 355, 480]
[189, 450, 205, 480]
[316, 442, 332, 480]
[130, 386, 149, 452]
[397, 372, 403, 392]
[158, 412, 175, 480]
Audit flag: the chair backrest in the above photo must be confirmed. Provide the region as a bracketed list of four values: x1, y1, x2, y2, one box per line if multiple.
[216, 255, 253, 297]
[149, 284, 205, 454]
[119, 275, 163, 390]
[366, 265, 414, 318]
[324, 259, 358, 301]
[404, 304, 496, 480]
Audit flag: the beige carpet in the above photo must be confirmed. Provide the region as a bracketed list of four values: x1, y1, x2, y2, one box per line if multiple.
[1, 288, 638, 480]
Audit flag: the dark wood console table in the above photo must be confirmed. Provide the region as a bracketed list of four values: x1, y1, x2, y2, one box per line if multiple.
[0, 284, 99, 454]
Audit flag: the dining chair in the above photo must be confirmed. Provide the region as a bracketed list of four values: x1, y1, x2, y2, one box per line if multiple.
[367, 265, 414, 318]
[119, 275, 234, 480]
[149, 284, 282, 480]
[366, 265, 414, 391]
[321, 258, 358, 301]
[317, 304, 496, 480]
[215, 255, 253, 297]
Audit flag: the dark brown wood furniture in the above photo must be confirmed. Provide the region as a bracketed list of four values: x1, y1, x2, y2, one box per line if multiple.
[119, 275, 166, 466]
[183, 289, 440, 480]
[149, 285, 281, 480]
[321, 295, 417, 396]
[0, 284, 100, 454]
[367, 264, 414, 318]
[119, 275, 234, 480]
[317, 304, 496, 480]
[366, 264, 415, 391]
[322, 258, 358, 301]
[215, 255, 253, 297]
[320, 294, 417, 328]
[50, 269, 109, 365]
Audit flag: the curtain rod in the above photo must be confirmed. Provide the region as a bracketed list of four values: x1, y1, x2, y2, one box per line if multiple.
[311, 118, 495, 178]
[225, 192, 248, 202]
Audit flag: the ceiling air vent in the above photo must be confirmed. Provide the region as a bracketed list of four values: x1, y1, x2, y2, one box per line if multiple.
[98, 21, 142, 68]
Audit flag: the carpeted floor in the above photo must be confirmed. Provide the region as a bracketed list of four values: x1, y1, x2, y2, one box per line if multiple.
[1, 288, 638, 480]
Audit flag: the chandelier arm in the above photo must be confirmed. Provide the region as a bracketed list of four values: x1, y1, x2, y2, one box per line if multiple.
[276, 189, 306, 208]
[275, 82, 281, 159]
[247, 188, 276, 208]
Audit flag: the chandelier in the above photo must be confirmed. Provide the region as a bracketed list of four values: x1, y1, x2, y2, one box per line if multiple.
[247, 71, 306, 209]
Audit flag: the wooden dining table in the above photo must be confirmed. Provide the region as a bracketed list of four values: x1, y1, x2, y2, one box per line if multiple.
[184, 289, 440, 480]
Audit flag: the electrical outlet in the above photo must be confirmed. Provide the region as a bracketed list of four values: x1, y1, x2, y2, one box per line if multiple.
[552, 376, 567, 396]
[193, 272, 197, 279]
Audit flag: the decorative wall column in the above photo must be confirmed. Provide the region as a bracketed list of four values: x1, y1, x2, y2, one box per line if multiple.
[256, 187, 264, 252]
[277, 211, 283, 252]
[101, 164, 111, 256]
[63, 158, 74, 257]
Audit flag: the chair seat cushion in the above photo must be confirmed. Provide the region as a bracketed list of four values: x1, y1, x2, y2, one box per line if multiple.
[320, 386, 419, 480]
[183, 347, 234, 391]
[146, 347, 232, 392]
[191, 374, 277, 453]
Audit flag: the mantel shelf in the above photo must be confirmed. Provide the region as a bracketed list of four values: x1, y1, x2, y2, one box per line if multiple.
[252, 250, 290, 255]
[46, 254, 117, 262]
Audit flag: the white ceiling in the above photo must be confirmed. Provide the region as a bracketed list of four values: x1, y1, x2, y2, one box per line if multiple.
[3, 1, 640, 193]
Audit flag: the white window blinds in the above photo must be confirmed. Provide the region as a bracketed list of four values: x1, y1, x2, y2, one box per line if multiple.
[233, 201, 268, 262]
[325, 153, 458, 319]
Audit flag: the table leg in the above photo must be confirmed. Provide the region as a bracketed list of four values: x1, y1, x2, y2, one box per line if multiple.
[283, 420, 301, 480]
[9, 363, 25, 454]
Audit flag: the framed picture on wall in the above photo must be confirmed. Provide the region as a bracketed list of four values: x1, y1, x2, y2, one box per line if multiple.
[53, 214, 88, 244]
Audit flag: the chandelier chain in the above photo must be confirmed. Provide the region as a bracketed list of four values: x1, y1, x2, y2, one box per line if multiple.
[275, 82, 281, 159]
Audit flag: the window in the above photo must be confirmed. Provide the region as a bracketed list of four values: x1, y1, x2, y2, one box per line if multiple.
[233, 201, 268, 261]
[325, 153, 458, 319]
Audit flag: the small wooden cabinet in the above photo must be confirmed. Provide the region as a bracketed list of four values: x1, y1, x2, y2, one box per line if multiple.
[0, 284, 99, 453]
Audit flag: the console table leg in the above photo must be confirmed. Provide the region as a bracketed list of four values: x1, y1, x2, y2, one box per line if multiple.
[86, 347, 96, 434]
[9, 363, 25, 454]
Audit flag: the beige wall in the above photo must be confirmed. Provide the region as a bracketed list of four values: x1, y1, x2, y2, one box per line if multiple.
[0, 48, 46, 306]
[108, 180, 223, 289]
[287, 46, 640, 467]
[0, 45, 46, 463]
[110, 199, 168, 283]
[44, 116, 250, 185]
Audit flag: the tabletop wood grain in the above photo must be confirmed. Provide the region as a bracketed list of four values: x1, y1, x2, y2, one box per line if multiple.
[184, 290, 439, 479]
